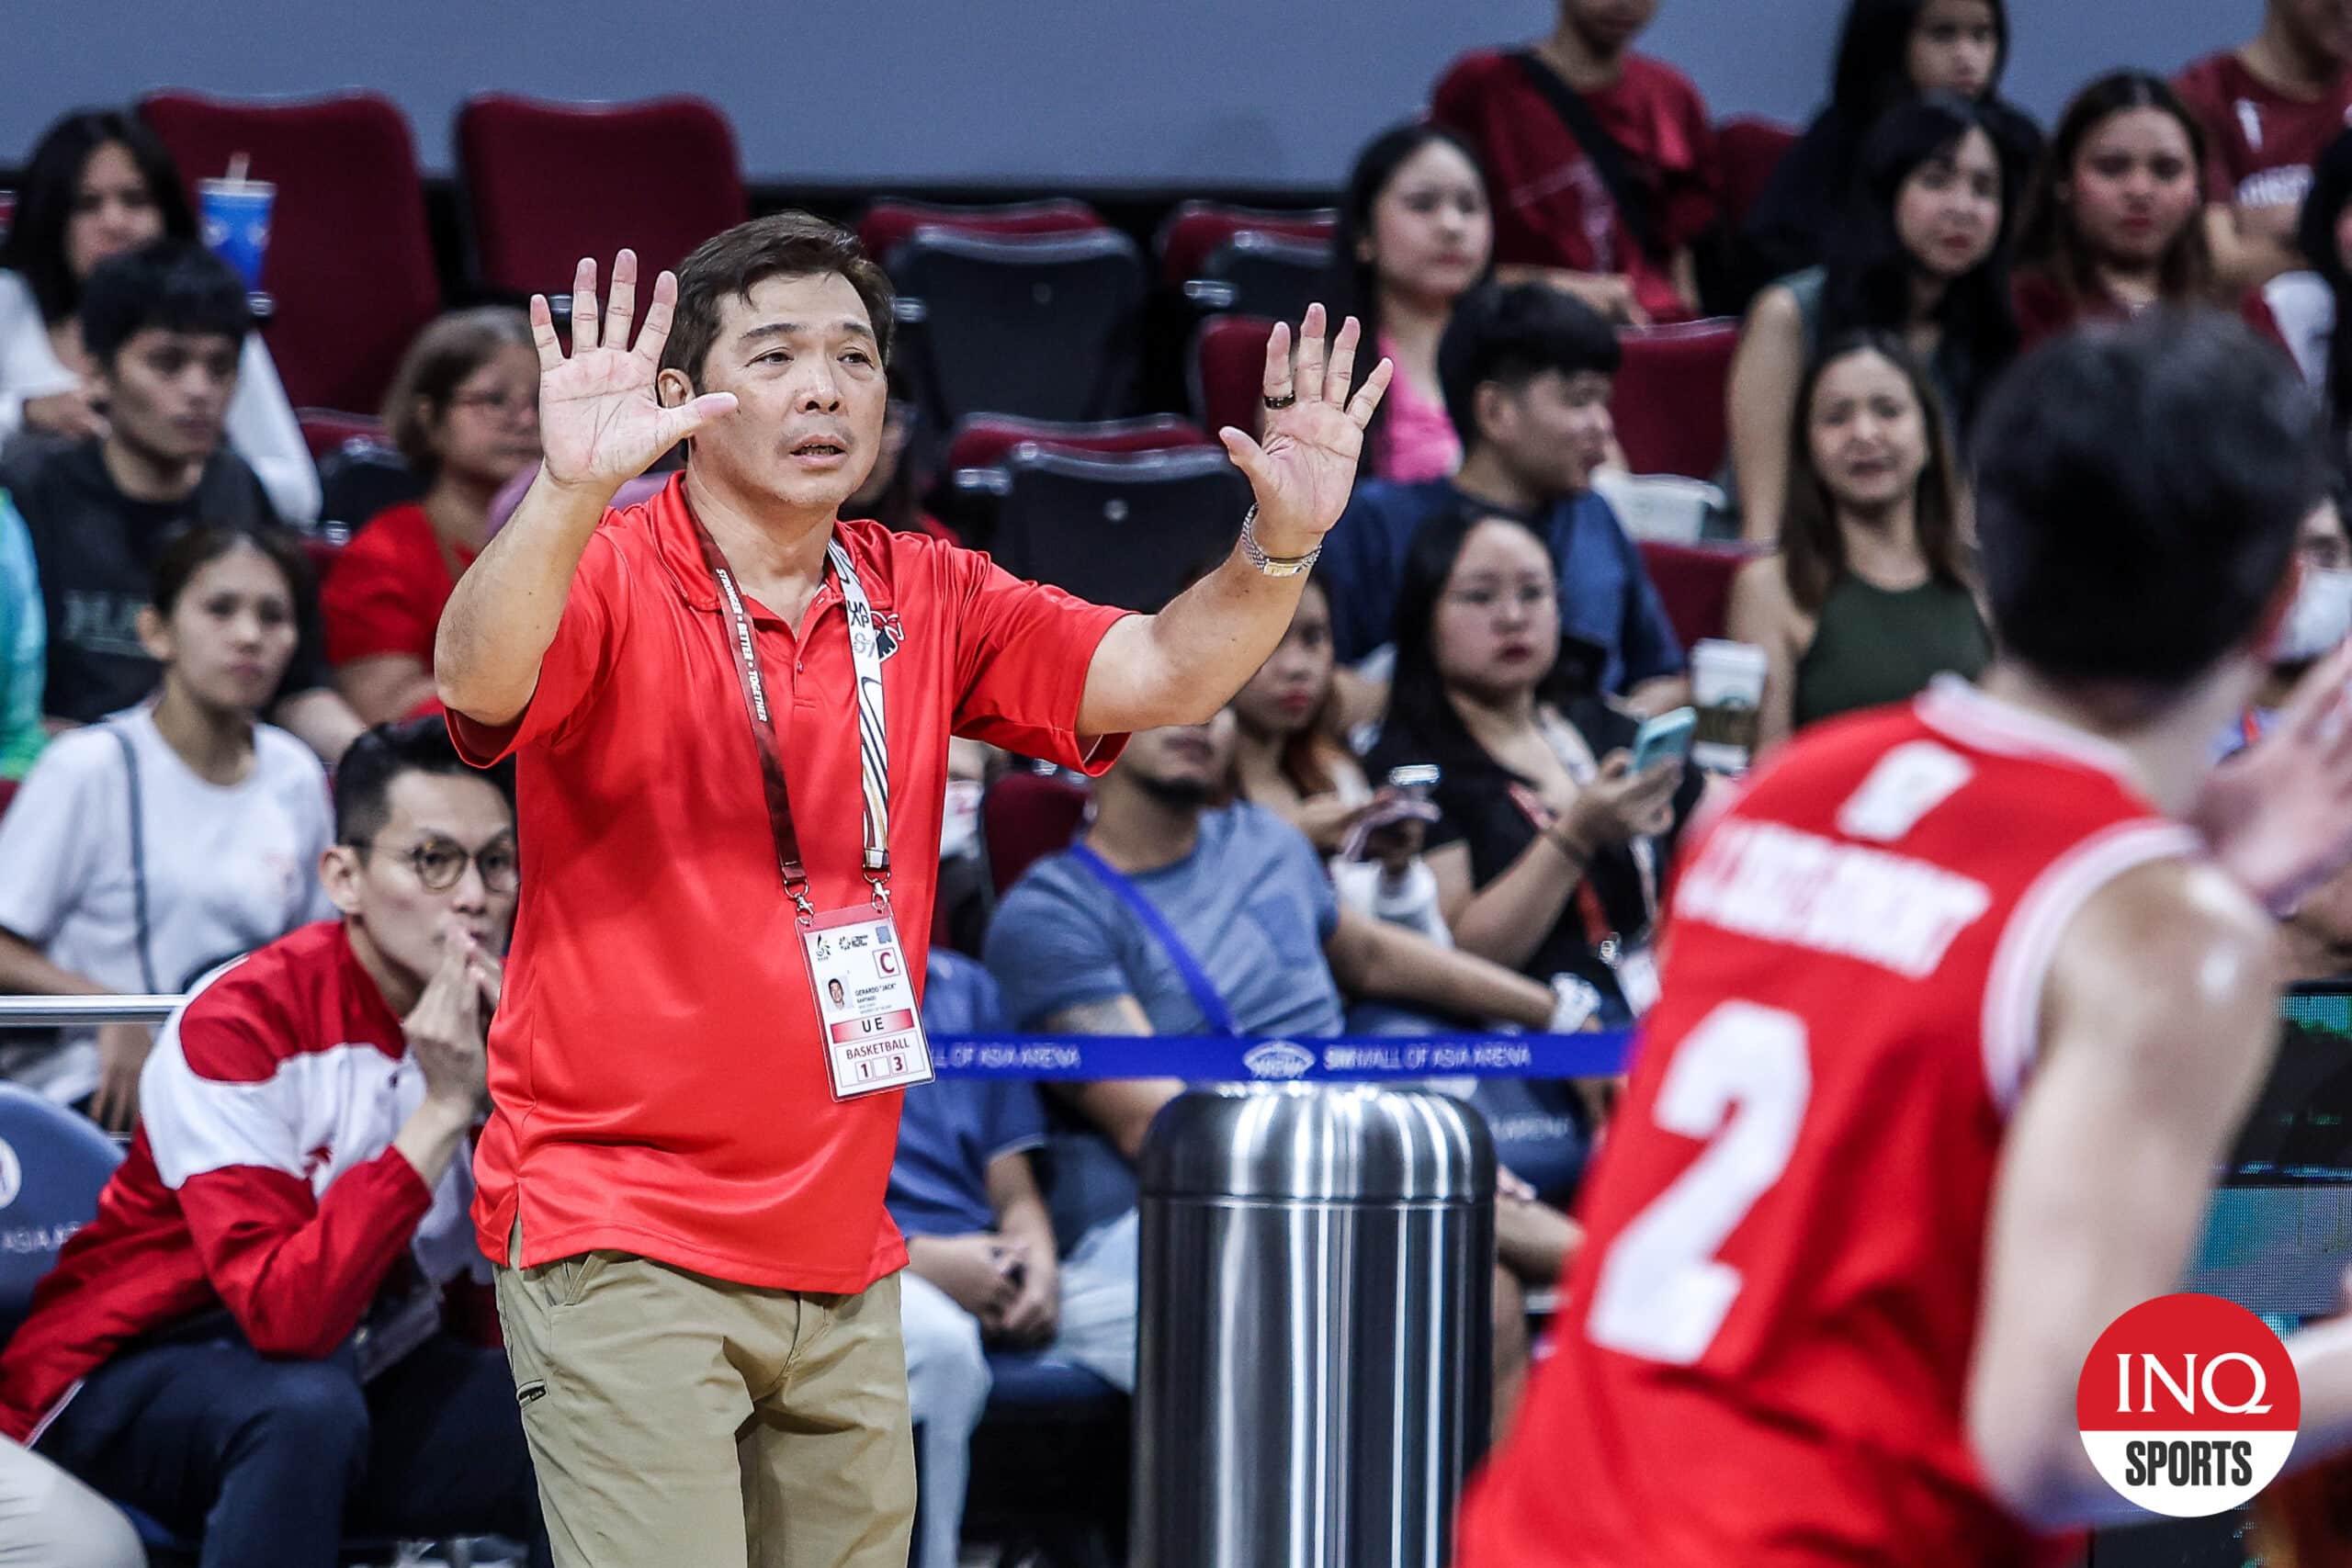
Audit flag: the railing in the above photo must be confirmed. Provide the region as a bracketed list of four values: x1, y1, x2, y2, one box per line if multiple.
[0, 998, 1636, 1079]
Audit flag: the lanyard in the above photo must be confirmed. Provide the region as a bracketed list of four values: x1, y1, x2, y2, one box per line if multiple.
[1065, 841, 1244, 1038]
[692, 520, 892, 924]
[1526, 707, 1661, 942]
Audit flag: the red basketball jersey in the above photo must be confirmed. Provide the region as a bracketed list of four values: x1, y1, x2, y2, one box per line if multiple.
[1459, 679, 2203, 1567]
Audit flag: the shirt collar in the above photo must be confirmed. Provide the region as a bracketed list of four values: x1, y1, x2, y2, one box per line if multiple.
[645, 471, 847, 623]
[1914, 673, 2145, 787]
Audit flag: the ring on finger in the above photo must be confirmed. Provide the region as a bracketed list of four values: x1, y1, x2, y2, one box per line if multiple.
[1263, 391, 1298, 410]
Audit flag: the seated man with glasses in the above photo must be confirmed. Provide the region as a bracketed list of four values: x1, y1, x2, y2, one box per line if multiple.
[0, 719, 551, 1568]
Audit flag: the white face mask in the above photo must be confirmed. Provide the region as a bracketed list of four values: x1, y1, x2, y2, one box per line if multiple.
[940, 778, 983, 863]
[2276, 566, 2352, 666]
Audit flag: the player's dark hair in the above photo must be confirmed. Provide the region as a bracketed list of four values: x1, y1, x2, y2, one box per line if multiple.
[1972, 312, 2328, 689]
[334, 718, 514, 846]
[1438, 280, 1621, 451]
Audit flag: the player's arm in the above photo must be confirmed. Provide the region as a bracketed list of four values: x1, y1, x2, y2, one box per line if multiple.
[1965, 857, 2283, 1529]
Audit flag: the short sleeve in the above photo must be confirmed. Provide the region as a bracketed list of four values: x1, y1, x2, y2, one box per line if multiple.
[447, 526, 630, 766]
[0, 728, 109, 945]
[1275, 817, 1340, 942]
[980, 872, 1137, 1030]
[322, 517, 434, 667]
[981, 1081, 1047, 1163]
[2170, 60, 2236, 198]
[1613, 515, 1686, 685]
[948, 548, 1133, 773]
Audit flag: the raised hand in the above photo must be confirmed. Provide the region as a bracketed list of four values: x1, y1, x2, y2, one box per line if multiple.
[531, 250, 739, 495]
[1217, 304, 1395, 556]
[2196, 640, 2352, 915]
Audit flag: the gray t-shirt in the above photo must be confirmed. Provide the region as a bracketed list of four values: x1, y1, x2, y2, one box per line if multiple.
[984, 802, 1344, 1036]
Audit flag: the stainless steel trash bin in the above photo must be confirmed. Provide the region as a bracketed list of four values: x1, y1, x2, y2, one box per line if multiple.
[1134, 1082, 1496, 1568]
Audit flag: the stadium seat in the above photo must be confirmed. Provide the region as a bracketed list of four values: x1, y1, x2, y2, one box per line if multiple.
[1716, 116, 1802, 232]
[295, 409, 386, 463]
[982, 773, 1089, 896]
[457, 93, 747, 296]
[1155, 200, 1336, 289]
[1182, 232, 1330, 321]
[0, 1084, 122, 1341]
[856, 197, 1104, 269]
[1187, 314, 1276, 442]
[992, 446, 1250, 611]
[141, 91, 442, 415]
[1638, 538, 1756, 649]
[890, 229, 1146, 430]
[944, 413, 1209, 478]
[1611, 319, 1741, 480]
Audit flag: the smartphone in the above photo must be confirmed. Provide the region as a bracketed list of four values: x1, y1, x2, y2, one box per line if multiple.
[1629, 707, 1698, 773]
[1385, 762, 1441, 799]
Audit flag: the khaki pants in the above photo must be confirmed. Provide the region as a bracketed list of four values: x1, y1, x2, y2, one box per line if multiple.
[497, 1226, 915, 1568]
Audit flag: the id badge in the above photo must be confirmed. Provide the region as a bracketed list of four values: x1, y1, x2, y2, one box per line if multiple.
[801, 906, 934, 1100]
[1611, 943, 1663, 1019]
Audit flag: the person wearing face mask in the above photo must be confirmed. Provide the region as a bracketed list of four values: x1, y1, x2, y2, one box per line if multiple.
[2009, 73, 2286, 353]
[0, 109, 317, 523]
[1724, 333, 1987, 754]
[0, 523, 333, 1130]
[1317, 122, 1496, 484]
[1727, 95, 2018, 545]
[1744, 0, 2041, 297]
[324, 310, 543, 724]
[1317, 280, 1687, 714]
[0, 720, 548, 1567]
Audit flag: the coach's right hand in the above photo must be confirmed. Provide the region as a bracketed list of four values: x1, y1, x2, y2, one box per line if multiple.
[531, 249, 739, 497]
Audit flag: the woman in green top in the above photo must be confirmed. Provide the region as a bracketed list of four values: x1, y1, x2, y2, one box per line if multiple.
[1725, 330, 1989, 753]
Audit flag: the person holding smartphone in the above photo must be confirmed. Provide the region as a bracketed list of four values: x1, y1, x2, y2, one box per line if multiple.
[1227, 576, 1448, 942]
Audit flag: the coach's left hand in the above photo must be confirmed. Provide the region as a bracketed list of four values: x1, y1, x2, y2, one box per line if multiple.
[1216, 304, 1395, 558]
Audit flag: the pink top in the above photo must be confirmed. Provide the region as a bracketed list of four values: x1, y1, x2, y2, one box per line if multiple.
[1376, 333, 1462, 483]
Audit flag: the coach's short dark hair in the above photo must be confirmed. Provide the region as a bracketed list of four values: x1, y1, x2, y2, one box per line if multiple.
[1437, 281, 1622, 449]
[80, 239, 253, 369]
[334, 719, 514, 846]
[1972, 312, 2328, 690]
[662, 211, 895, 389]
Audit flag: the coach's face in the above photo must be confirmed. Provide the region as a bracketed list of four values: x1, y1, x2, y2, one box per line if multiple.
[669, 271, 889, 514]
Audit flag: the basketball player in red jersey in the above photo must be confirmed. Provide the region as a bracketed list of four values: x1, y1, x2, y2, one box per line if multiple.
[1458, 312, 2352, 1566]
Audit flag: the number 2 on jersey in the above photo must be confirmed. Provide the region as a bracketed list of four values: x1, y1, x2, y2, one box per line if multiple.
[1586, 1001, 1812, 1365]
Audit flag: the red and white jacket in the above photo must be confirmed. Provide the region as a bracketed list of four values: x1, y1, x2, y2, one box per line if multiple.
[0, 921, 475, 1442]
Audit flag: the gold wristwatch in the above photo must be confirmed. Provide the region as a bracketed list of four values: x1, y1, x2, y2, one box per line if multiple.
[1238, 507, 1321, 577]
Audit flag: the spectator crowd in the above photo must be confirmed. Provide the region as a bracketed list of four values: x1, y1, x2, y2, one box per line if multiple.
[9, 0, 2352, 1563]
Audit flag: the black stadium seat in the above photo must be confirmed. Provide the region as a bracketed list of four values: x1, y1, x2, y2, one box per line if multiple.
[1182, 231, 1330, 322]
[889, 228, 1147, 432]
[991, 446, 1250, 611]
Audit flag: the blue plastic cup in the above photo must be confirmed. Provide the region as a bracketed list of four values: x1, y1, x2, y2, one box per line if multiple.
[198, 177, 274, 290]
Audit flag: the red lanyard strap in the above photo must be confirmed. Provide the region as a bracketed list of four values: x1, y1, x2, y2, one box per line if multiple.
[692, 520, 893, 921]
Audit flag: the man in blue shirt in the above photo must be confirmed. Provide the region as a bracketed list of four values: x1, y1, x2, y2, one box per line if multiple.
[983, 716, 1567, 1244]
[1317, 282, 1688, 712]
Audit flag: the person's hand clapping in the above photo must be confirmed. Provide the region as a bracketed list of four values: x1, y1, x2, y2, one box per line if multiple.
[2196, 640, 2352, 915]
[532, 249, 739, 499]
[1558, 750, 1681, 852]
[403, 923, 491, 1113]
[1217, 304, 1396, 558]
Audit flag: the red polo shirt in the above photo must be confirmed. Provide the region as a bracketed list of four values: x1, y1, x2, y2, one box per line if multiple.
[322, 502, 478, 719]
[449, 475, 1129, 1291]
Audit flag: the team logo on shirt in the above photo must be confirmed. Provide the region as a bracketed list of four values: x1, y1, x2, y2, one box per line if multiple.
[847, 602, 905, 662]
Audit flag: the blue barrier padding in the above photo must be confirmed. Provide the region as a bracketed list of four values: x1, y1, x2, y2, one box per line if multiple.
[926, 1031, 1633, 1082]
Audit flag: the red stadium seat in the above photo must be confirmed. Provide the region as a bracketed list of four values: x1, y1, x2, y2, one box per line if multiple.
[943, 413, 1209, 476]
[1611, 319, 1741, 480]
[457, 94, 747, 295]
[855, 198, 1103, 268]
[1638, 538, 1755, 650]
[983, 773, 1090, 895]
[141, 91, 441, 415]
[1717, 116, 1801, 231]
[295, 410, 385, 462]
[1155, 201, 1336, 289]
[1188, 314, 1276, 442]
[0, 779, 17, 819]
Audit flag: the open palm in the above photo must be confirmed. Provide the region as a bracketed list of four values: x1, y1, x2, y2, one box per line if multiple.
[1217, 303, 1396, 552]
[531, 250, 738, 492]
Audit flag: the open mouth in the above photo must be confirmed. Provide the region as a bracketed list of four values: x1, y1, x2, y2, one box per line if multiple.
[790, 436, 850, 460]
